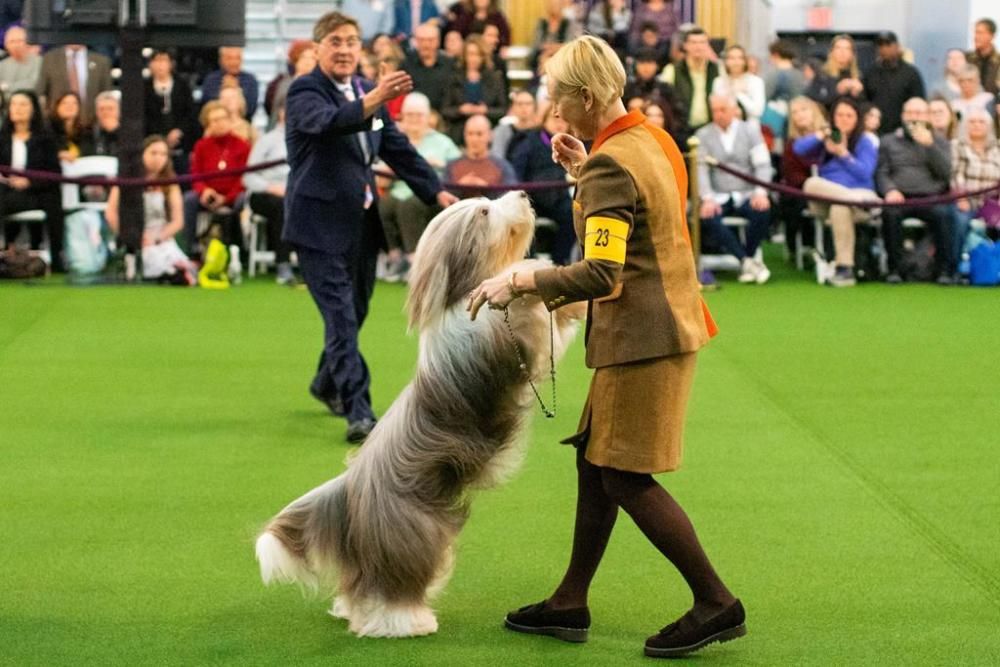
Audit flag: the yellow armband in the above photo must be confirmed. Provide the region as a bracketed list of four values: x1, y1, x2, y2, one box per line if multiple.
[584, 216, 628, 264]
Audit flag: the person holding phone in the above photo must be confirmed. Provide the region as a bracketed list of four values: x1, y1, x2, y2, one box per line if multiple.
[794, 96, 880, 286]
[877, 97, 955, 283]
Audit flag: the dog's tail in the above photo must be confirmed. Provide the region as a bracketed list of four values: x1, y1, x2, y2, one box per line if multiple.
[255, 474, 348, 592]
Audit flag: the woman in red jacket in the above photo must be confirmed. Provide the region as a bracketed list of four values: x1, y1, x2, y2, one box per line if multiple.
[182, 100, 250, 257]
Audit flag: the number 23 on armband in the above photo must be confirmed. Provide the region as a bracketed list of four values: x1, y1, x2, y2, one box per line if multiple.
[584, 216, 628, 264]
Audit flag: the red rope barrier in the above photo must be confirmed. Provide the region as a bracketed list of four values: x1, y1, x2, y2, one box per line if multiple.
[704, 157, 1000, 209]
[0, 159, 287, 188]
[0, 161, 575, 194]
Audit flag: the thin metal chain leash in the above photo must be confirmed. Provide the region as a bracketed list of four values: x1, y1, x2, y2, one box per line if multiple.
[502, 306, 556, 418]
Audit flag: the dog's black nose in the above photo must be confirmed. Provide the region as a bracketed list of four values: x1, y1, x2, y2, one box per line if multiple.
[519, 191, 528, 199]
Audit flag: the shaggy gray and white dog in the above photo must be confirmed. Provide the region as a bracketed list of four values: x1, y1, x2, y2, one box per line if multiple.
[255, 191, 585, 638]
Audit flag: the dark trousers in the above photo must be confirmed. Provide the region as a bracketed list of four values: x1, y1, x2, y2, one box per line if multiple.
[882, 203, 954, 276]
[296, 226, 379, 423]
[700, 198, 770, 260]
[535, 194, 575, 265]
[248, 192, 291, 263]
[1, 186, 65, 271]
[182, 190, 246, 255]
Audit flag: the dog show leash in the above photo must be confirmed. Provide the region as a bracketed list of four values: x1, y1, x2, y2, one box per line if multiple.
[501, 306, 556, 419]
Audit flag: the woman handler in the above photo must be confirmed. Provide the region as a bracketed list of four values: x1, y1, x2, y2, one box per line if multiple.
[468, 35, 745, 659]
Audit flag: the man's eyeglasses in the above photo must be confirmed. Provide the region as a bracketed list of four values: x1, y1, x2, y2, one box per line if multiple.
[325, 38, 361, 49]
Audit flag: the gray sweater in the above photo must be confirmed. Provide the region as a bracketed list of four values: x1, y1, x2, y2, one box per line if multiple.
[695, 119, 774, 202]
[243, 124, 289, 193]
[876, 129, 951, 196]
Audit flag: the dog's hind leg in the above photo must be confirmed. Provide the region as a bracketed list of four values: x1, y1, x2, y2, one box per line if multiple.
[329, 594, 352, 621]
[425, 543, 456, 602]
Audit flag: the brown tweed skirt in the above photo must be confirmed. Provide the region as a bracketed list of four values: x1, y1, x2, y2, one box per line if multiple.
[562, 352, 698, 474]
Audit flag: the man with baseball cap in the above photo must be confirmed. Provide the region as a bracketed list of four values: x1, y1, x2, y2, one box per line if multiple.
[863, 31, 925, 133]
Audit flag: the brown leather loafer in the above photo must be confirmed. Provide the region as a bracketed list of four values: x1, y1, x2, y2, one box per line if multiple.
[504, 600, 590, 643]
[644, 599, 746, 658]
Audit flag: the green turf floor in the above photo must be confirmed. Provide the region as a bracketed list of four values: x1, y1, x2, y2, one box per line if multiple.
[2, 255, 999, 666]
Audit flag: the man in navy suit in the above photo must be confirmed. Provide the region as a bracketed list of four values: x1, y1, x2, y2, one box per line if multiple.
[285, 11, 458, 443]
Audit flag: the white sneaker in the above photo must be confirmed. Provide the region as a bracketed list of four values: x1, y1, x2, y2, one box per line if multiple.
[738, 257, 757, 283]
[754, 259, 771, 284]
[228, 245, 243, 285]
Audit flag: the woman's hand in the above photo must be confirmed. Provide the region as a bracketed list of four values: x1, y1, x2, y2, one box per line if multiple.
[9, 176, 30, 190]
[551, 132, 587, 178]
[957, 198, 971, 212]
[468, 270, 529, 320]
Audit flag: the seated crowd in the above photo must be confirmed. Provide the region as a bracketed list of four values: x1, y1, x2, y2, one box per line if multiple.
[2, 3, 1000, 287]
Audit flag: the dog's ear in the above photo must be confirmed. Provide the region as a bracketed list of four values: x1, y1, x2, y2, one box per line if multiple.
[406, 253, 450, 331]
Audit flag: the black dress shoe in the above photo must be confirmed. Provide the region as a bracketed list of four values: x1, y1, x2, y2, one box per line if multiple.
[345, 418, 376, 444]
[309, 385, 345, 417]
[644, 599, 746, 658]
[504, 600, 590, 643]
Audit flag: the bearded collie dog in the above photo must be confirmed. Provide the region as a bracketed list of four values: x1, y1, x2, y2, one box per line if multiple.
[255, 191, 585, 638]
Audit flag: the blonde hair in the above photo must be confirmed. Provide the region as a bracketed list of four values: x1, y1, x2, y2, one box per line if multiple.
[544, 35, 625, 110]
[824, 34, 859, 79]
[787, 96, 827, 140]
[199, 100, 227, 129]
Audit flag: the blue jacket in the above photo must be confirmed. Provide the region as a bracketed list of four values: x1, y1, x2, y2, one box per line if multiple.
[283, 67, 442, 254]
[394, 0, 439, 37]
[793, 133, 878, 191]
[200, 70, 259, 119]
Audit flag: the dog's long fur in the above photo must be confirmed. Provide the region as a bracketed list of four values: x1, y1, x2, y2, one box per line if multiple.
[256, 192, 585, 638]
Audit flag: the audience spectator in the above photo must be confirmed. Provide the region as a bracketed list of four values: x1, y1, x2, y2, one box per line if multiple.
[863, 104, 882, 145]
[88, 90, 120, 157]
[441, 34, 505, 144]
[49, 92, 87, 161]
[264, 40, 316, 121]
[659, 27, 718, 133]
[634, 21, 671, 70]
[0, 26, 38, 96]
[445, 0, 511, 47]
[531, 0, 578, 69]
[712, 44, 766, 121]
[695, 93, 774, 283]
[0, 90, 64, 271]
[863, 31, 925, 134]
[928, 95, 958, 140]
[778, 96, 825, 256]
[584, 0, 631, 53]
[403, 22, 455, 112]
[35, 44, 112, 125]
[217, 86, 257, 145]
[370, 33, 404, 60]
[340, 0, 395, 40]
[393, 0, 440, 40]
[377, 52, 407, 120]
[937, 48, 968, 100]
[628, 0, 678, 54]
[443, 114, 516, 197]
[183, 100, 250, 255]
[199, 47, 259, 119]
[144, 49, 199, 175]
[764, 39, 806, 104]
[807, 34, 863, 109]
[950, 107, 1000, 269]
[949, 64, 994, 121]
[966, 18, 1000, 95]
[244, 103, 294, 286]
[624, 47, 683, 117]
[491, 89, 538, 160]
[443, 29, 465, 59]
[378, 92, 460, 281]
[510, 105, 573, 264]
[877, 97, 954, 283]
[795, 97, 880, 286]
[106, 135, 195, 284]
[479, 23, 508, 97]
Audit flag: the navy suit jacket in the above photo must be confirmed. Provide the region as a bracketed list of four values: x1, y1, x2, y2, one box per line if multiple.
[283, 67, 442, 255]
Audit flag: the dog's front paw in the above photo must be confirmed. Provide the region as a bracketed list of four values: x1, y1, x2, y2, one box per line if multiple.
[329, 596, 351, 621]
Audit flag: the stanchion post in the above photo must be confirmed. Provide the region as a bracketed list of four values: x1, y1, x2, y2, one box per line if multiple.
[686, 136, 702, 272]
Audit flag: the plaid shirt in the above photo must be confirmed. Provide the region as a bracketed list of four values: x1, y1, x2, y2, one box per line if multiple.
[951, 139, 1000, 209]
